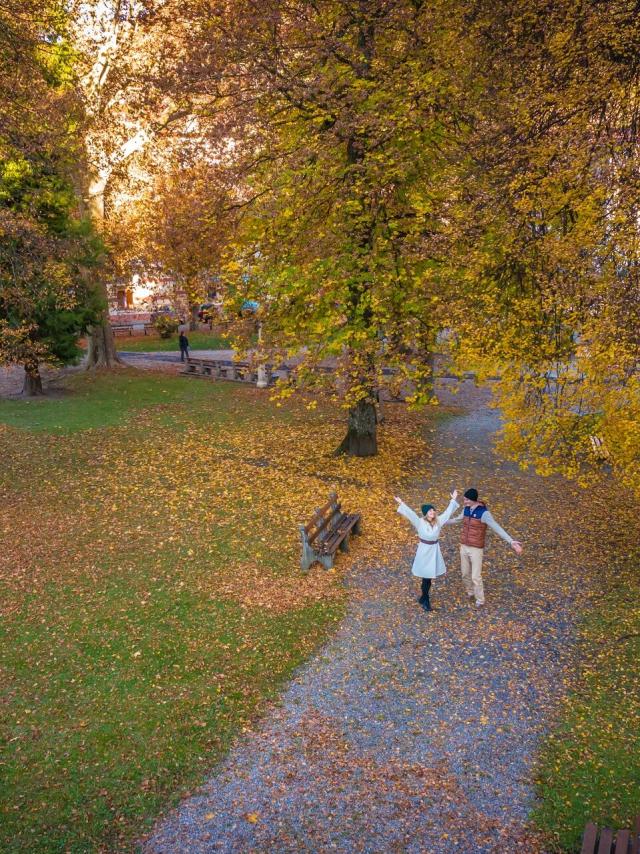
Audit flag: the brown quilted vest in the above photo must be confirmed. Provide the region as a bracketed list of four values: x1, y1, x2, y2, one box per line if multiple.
[460, 502, 488, 549]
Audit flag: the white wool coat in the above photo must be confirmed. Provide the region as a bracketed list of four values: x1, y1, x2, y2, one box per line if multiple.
[397, 499, 459, 579]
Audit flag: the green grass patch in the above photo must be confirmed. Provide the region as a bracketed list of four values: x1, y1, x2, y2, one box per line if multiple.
[0, 370, 225, 433]
[115, 330, 229, 352]
[1, 574, 341, 853]
[532, 562, 640, 851]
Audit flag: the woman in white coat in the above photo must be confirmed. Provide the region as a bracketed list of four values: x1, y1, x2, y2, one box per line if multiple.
[394, 490, 459, 612]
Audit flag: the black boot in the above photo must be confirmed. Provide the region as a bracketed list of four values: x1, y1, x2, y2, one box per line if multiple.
[420, 579, 433, 611]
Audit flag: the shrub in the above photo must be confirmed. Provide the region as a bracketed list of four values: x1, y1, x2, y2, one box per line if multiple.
[154, 313, 179, 339]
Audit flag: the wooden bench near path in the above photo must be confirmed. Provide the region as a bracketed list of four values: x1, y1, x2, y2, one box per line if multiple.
[582, 816, 640, 854]
[179, 355, 498, 398]
[300, 491, 361, 571]
[111, 322, 155, 336]
[180, 357, 290, 385]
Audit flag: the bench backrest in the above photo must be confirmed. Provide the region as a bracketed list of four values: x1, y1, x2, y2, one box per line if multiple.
[305, 492, 342, 545]
[582, 817, 640, 854]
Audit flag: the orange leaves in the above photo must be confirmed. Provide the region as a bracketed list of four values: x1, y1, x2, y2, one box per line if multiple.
[0, 373, 436, 621]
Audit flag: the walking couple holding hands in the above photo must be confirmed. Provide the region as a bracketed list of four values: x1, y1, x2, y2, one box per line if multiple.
[393, 489, 523, 612]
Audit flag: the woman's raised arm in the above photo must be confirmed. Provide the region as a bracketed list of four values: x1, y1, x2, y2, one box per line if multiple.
[394, 496, 421, 530]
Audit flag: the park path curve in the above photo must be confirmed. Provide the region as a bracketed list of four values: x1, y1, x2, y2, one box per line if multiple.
[140, 382, 626, 853]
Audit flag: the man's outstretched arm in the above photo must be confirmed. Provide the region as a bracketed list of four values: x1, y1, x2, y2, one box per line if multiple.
[483, 511, 523, 554]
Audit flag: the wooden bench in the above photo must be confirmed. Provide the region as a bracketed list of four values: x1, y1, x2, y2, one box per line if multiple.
[582, 816, 640, 853]
[111, 323, 155, 337]
[300, 491, 361, 570]
[180, 357, 290, 385]
[111, 324, 135, 336]
[180, 357, 268, 383]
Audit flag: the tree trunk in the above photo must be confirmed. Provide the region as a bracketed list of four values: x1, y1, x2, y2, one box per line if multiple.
[83, 172, 123, 368]
[22, 361, 44, 396]
[86, 319, 122, 368]
[189, 303, 199, 332]
[335, 398, 378, 457]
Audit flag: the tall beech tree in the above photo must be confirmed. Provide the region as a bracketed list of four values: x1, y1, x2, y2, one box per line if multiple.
[187, 0, 477, 455]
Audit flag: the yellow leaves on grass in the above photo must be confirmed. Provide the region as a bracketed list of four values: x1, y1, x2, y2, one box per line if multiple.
[0, 382, 435, 618]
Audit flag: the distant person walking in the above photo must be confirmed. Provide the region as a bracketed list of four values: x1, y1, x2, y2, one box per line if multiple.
[446, 488, 523, 607]
[394, 490, 459, 612]
[178, 331, 190, 362]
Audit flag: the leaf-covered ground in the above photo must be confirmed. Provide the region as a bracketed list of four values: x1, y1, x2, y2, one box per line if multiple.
[141, 383, 639, 854]
[2, 369, 637, 852]
[0, 369, 437, 852]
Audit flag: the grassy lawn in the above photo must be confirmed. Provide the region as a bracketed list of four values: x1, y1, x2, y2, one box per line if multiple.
[115, 329, 229, 353]
[532, 559, 640, 852]
[0, 369, 429, 852]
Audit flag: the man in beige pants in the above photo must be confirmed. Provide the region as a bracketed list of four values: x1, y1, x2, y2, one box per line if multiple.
[447, 488, 523, 606]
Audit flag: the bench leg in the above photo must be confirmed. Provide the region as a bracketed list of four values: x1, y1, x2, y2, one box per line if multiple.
[300, 527, 315, 571]
[339, 534, 350, 553]
[352, 518, 361, 536]
[320, 553, 334, 570]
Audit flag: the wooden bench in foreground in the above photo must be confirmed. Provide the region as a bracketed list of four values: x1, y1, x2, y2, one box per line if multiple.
[582, 816, 640, 854]
[300, 491, 361, 571]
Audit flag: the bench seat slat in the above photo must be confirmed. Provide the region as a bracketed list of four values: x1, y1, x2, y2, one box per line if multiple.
[308, 506, 342, 543]
[304, 496, 339, 534]
[598, 829, 614, 854]
[318, 514, 361, 554]
[582, 823, 598, 854]
[316, 513, 350, 551]
[615, 830, 630, 854]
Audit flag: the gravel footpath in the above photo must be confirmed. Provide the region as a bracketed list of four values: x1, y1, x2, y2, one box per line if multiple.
[140, 383, 629, 854]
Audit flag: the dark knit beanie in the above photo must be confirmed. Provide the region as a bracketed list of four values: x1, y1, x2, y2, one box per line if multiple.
[464, 488, 479, 501]
[421, 503, 435, 516]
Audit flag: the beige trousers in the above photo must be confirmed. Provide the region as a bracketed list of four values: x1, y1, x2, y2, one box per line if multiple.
[460, 544, 485, 604]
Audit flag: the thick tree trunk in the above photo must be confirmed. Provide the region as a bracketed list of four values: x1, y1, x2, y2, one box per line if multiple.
[86, 317, 122, 368]
[22, 362, 44, 396]
[83, 172, 122, 368]
[189, 303, 199, 332]
[335, 398, 378, 457]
